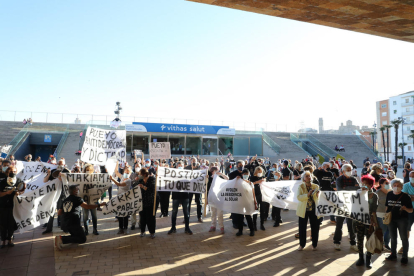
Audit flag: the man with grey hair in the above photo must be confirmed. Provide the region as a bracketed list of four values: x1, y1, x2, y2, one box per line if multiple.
[332, 163, 360, 251]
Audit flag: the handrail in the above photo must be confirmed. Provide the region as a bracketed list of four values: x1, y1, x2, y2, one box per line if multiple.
[8, 125, 30, 155]
[357, 135, 383, 163]
[296, 134, 331, 159]
[262, 132, 281, 154]
[308, 134, 337, 157]
[290, 133, 312, 156]
[54, 131, 69, 158]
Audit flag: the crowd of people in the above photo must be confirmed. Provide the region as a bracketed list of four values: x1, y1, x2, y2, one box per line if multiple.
[0, 152, 413, 268]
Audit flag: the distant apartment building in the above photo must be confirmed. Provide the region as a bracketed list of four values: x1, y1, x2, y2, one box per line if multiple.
[376, 91, 414, 163]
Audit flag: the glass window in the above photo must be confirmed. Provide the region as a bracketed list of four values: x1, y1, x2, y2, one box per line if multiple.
[126, 134, 132, 154]
[234, 137, 249, 156]
[132, 134, 149, 154]
[406, 98, 409, 103]
[393, 101, 396, 105]
[381, 112, 387, 117]
[409, 146, 412, 151]
[219, 137, 233, 155]
[407, 108, 410, 112]
[186, 136, 202, 156]
[394, 110, 397, 114]
[202, 138, 218, 155]
[381, 104, 387, 108]
[382, 121, 387, 125]
[169, 135, 185, 155]
[249, 137, 262, 156]
[151, 135, 168, 143]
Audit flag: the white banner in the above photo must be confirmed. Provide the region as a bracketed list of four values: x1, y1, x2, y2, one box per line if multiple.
[102, 186, 143, 217]
[260, 180, 301, 210]
[149, 142, 171, 160]
[316, 191, 370, 225]
[81, 126, 126, 165]
[134, 149, 142, 156]
[61, 173, 112, 203]
[156, 167, 207, 194]
[0, 145, 12, 155]
[13, 179, 62, 233]
[110, 120, 121, 128]
[15, 161, 58, 195]
[208, 174, 258, 216]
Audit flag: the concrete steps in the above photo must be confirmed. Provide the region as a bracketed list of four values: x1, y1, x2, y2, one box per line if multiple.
[264, 132, 311, 162]
[58, 131, 83, 166]
[0, 121, 24, 146]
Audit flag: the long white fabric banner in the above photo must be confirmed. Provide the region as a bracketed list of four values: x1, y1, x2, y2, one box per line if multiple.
[13, 178, 62, 233]
[102, 186, 143, 217]
[15, 161, 58, 195]
[61, 173, 112, 203]
[156, 167, 207, 194]
[316, 191, 370, 225]
[81, 126, 126, 165]
[208, 175, 258, 216]
[260, 180, 301, 210]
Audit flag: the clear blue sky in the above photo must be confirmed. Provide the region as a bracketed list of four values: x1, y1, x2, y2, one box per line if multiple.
[1, 0, 414, 131]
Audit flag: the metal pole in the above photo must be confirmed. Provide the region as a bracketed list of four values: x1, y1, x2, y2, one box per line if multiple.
[14, 111, 16, 121]
[92, 115, 93, 124]
[46, 113, 48, 123]
[62, 113, 63, 123]
[402, 119, 405, 163]
[106, 116, 107, 125]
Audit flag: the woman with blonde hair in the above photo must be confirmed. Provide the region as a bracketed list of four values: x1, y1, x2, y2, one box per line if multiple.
[297, 171, 320, 251]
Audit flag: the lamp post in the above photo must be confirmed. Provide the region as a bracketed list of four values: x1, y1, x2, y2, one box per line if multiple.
[399, 116, 406, 163]
[373, 122, 377, 153]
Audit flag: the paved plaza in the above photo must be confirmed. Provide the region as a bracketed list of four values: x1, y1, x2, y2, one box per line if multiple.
[1, 194, 413, 276]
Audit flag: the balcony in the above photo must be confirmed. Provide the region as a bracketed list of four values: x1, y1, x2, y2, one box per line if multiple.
[401, 101, 414, 107]
[402, 111, 414, 116]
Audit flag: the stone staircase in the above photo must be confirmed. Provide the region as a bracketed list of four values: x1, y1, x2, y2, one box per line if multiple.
[264, 132, 311, 162]
[313, 134, 380, 167]
[0, 121, 24, 146]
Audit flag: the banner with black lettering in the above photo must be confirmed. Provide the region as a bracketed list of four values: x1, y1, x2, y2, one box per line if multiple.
[156, 167, 207, 194]
[208, 174, 258, 216]
[260, 180, 301, 210]
[15, 161, 58, 195]
[61, 173, 112, 203]
[13, 179, 61, 233]
[316, 191, 370, 225]
[102, 186, 143, 217]
[81, 126, 126, 165]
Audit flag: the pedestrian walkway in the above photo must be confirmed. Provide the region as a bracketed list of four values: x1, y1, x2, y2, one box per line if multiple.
[3, 196, 413, 276]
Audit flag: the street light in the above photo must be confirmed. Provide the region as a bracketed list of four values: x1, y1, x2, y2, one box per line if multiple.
[372, 122, 377, 153]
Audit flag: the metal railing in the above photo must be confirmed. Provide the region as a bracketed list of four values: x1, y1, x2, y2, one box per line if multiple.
[8, 125, 30, 155]
[54, 131, 70, 158]
[262, 132, 281, 154]
[357, 135, 383, 162]
[289, 133, 312, 156]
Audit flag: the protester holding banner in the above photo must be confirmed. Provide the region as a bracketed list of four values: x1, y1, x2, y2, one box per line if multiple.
[185, 158, 203, 223]
[234, 169, 255, 237]
[55, 185, 106, 250]
[0, 165, 25, 248]
[137, 168, 157, 238]
[402, 171, 414, 252]
[296, 171, 320, 251]
[333, 164, 359, 251]
[250, 167, 267, 231]
[0, 160, 11, 183]
[385, 178, 413, 264]
[207, 166, 228, 234]
[353, 175, 378, 268]
[376, 178, 391, 252]
[229, 160, 245, 228]
[314, 162, 335, 224]
[82, 164, 99, 236]
[109, 166, 132, 234]
[266, 164, 283, 226]
[168, 162, 193, 235]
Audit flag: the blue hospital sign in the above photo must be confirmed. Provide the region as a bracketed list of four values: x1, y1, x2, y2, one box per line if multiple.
[126, 122, 235, 135]
[44, 134, 52, 143]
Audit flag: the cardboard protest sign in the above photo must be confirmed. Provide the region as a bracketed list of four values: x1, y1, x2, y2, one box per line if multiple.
[81, 126, 126, 165]
[13, 179, 62, 233]
[102, 186, 143, 217]
[110, 120, 122, 128]
[316, 191, 370, 225]
[134, 149, 142, 156]
[208, 174, 258, 216]
[15, 161, 58, 195]
[0, 145, 12, 157]
[260, 180, 301, 210]
[149, 142, 171, 160]
[61, 173, 112, 204]
[156, 167, 207, 194]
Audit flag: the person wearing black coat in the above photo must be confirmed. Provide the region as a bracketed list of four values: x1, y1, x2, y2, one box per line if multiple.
[137, 168, 157, 239]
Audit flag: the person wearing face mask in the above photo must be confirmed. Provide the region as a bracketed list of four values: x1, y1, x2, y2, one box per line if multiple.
[168, 162, 193, 235]
[0, 165, 25, 248]
[8, 156, 16, 167]
[315, 162, 335, 224]
[403, 163, 412, 184]
[369, 164, 384, 191]
[137, 168, 157, 238]
[332, 164, 359, 251]
[47, 155, 57, 165]
[185, 157, 203, 222]
[352, 175, 378, 268]
[42, 159, 70, 234]
[401, 171, 414, 255]
[280, 160, 292, 181]
[385, 179, 413, 264]
[234, 169, 255, 236]
[293, 163, 304, 180]
[361, 162, 371, 176]
[81, 164, 100, 236]
[229, 161, 245, 228]
[267, 164, 283, 227]
[154, 159, 170, 218]
[387, 170, 396, 181]
[207, 166, 228, 234]
[250, 167, 267, 231]
[376, 178, 391, 252]
[0, 160, 11, 183]
[109, 166, 132, 234]
[25, 154, 33, 162]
